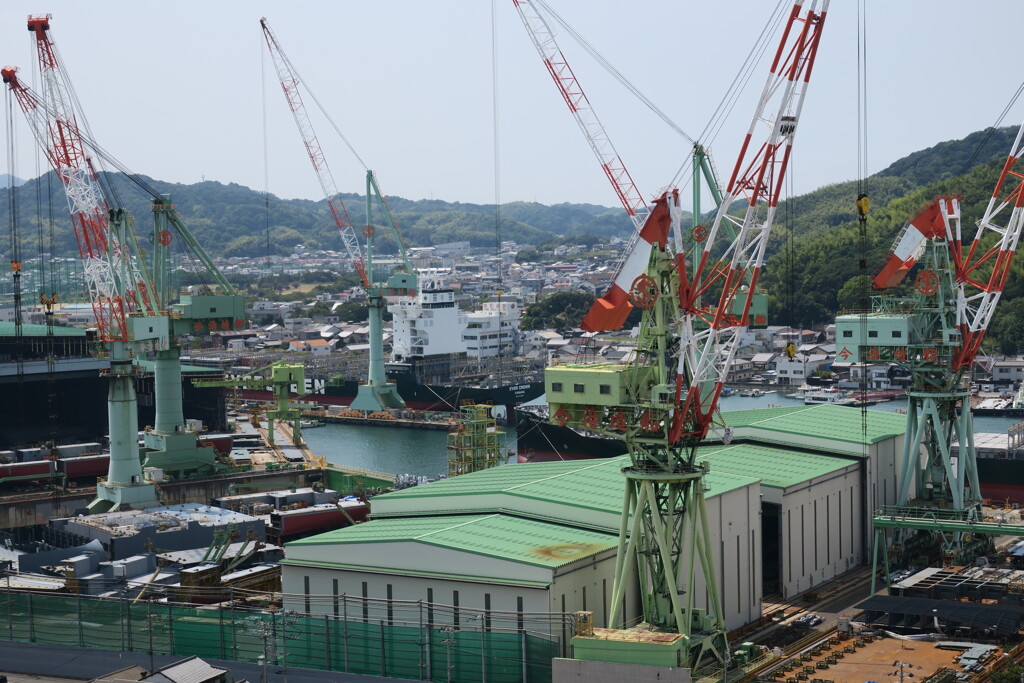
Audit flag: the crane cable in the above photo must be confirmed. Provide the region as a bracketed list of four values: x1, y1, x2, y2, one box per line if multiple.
[261, 34, 273, 276]
[533, 0, 695, 146]
[491, 0, 507, 368]
[856, 0, 870, 448]
[948, 80, 1024, 197]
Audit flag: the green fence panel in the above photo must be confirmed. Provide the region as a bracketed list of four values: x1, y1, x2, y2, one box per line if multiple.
[1, 592, 32, 642]
[525, 632, 559, 683]
[169, 606, 223, 659]
[0, 592, 565, 683]
[32, 594, 82, 647]
[229, 612, 272, 663]
[381, 623, 425, 681]
[483, 632, 526, 683]
[81, 598, 125, 650]
[282, 614, 328, 671]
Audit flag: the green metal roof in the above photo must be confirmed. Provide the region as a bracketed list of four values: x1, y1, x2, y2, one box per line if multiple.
[698, 442, 858, 489]
[723, 404, 906, 447]
[287, 513, 618, 569]
[719, 405, 809, 428]
[377, 455, 759, 512]
[0, 321, 85, 337]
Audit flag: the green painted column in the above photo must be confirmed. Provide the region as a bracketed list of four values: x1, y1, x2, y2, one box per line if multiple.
[154, 346, 184, 433]
[105, 342, 144, 486]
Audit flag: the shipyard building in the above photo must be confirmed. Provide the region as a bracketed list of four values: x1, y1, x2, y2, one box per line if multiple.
[281, 404, 907, 631]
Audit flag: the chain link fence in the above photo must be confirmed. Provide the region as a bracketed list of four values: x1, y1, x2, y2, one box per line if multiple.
[1, 590, 573, 683]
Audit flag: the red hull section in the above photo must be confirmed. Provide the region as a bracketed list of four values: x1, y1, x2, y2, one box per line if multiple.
[59, 454, 110, 479]
[272, 502, 369, 538]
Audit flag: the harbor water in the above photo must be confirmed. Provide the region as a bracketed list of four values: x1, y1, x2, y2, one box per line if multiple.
[303, 392, 1020, 477]
[302, 421, 518, 477]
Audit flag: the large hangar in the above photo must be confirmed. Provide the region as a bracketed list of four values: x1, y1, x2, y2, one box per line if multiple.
[282, 404, 908, 631]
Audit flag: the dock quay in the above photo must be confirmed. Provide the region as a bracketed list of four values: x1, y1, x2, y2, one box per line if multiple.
[301, 408, 456, 431]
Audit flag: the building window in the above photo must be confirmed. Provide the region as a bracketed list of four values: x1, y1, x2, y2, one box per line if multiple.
[599, 384, 611, 395]
[362, 581, 369, 623]
[551, 382, 563, 392]
[892, 330, 902, 338]
[868, 330, 878, 338]
[842, 330, 852, 338]
[574, 384, 585, 393]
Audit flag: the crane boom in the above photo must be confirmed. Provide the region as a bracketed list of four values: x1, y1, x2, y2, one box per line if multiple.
[675, 0, 827, 443]
[2, 19, 153, 342]
[259, 17, 367, 287]
[512, 0, 649, 228]
[513, 0, 662, 332]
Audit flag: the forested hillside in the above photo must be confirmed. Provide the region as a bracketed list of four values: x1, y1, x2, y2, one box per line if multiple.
[4, 125, 1024, 351]
[761, 126, 1020, 340]
[0, 174, 636, 262]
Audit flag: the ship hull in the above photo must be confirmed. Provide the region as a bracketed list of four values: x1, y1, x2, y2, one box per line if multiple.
[515, 408, 626, 462]
[977, 458, 1024, 504]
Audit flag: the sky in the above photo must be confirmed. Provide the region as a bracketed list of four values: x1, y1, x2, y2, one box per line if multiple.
[0, 1, 1021, 212]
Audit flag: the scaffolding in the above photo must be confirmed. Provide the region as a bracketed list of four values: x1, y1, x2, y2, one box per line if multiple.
[447, 404, 505, 477]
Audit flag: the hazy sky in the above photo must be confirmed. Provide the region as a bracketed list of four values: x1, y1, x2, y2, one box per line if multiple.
[0, 1, 1020, 211]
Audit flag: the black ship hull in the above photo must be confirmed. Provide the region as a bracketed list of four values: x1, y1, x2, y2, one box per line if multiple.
[323, 375, 543, 420]
[515, 408, 626, 462]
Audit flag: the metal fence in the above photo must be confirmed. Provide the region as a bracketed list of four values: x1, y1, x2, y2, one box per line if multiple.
[1, 590, 572, 683]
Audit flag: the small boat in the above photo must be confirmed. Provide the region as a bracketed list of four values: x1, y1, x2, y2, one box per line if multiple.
[804, 387, 855, 405]
[300, 419, 323, 429]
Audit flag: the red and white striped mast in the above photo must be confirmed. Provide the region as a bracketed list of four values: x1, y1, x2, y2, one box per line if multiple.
[673, 0, 829, 444]
[3, 14, 152, 342]
[260, 17, 368, 288]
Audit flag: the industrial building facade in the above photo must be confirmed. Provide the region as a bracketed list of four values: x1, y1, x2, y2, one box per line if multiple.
[282, 405, 908, 631]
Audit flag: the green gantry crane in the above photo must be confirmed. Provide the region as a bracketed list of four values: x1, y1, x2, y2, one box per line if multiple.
[836, 115, 1024, 571]
[194, 363, 306, 447]
[517, 0, 829, 669]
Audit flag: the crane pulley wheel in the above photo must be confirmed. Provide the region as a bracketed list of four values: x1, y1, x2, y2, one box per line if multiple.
[914, 270, 939, 296]
[690, 224, 709, 243]
[629, 274, 659, 308]
[157, 230, 173, 246]
[363, 225, 375, 238]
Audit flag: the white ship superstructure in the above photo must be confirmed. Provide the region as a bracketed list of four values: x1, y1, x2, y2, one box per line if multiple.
[388, 274, 467, 361]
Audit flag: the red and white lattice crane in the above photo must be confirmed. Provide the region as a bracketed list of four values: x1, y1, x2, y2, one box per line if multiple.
[2, 15, 155, 343]
[674, 1, 828, 444]
[528, 0, 829, 656]
[259, 18, 368, 287]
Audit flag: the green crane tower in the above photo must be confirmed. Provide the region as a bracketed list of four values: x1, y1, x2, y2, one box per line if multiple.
[837, 116, 1024, 568]
[516, 0, 829, 670]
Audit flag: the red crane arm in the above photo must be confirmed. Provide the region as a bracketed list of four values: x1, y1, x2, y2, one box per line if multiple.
[2, 15, 152, 342]
[260, 18, 368, 288]
[674, 0, 829, 443]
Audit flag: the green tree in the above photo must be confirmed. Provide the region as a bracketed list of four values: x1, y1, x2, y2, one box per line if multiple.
[520, 292, 595, 331]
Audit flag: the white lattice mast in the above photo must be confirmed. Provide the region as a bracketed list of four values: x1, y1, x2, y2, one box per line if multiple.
[3, 15, 154, 342]
[674, 0, 828, 445]
[259, 17, 367, 287]
[953, 121, 1024, 370]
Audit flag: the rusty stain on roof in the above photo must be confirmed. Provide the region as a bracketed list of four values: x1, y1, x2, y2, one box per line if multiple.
[530, 542, 604, 561]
